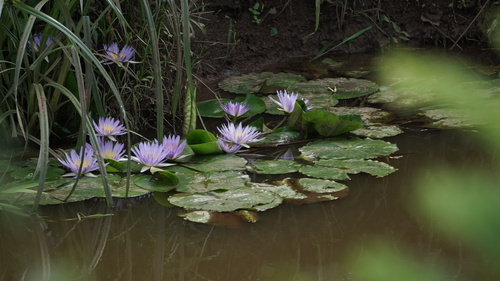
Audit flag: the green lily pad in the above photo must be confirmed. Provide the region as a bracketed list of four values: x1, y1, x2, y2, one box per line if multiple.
[175, 171, 250, 193]
[351, 124, 404, 138]
[297, 178, 349, 194]
[264, 92, 337, 115]
[10, 166, 64, 180]
[299, 165, 350, 181]
[247, 159, 301, 174]
[419, 108, 478, 129]
[287, 78, 379, 99]
[251, 182, 307, 199]
[252, 130, 302, 146]
[218, 72, 306, 94]
[314, 159, 397, 177]
[168, 187, 282, 212]
[302, 110, 364, 137]
[179, 210, 212, 223]
[186, 130, 222, 155]
[197, 98, 230, 118]
[132, 171, 178, 192]
[299, 138, 398, 160]
[327, 107, 393, 124]
[182, 153, 247, 172]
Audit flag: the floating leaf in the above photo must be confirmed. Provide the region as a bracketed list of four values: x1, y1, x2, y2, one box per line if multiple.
[10, 166, 64, 180]
[175, 171, 250, 193]
[352, 125, 404, 138]
[299, 138, 398, 160]
[302, 110, 363, 137]
[181, 154, 247, 172]
[252, 129, 302, 146]
[287, 78, 379, 99]
[186, 129, 222, 155]
[180, 210, 212, 223]
[218, 72, 306, 94]
[299, 165, 350, 180]
[328, 107, 393, 124]
[247, 159, 301, 174]
[168, 187, 282, 212]
[314, 159, 397, 177]
[297, 178, 349, 194]
[420, 108, 478, 129]
[234, 94, 267, 116]
[252, 182, 307, 199]
[264, 92, 337, 115]
[197, 98, 230, 118]
[132, 172, 178, 192]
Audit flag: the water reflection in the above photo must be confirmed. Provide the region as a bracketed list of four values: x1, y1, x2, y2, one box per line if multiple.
[0, 130, 496, 281]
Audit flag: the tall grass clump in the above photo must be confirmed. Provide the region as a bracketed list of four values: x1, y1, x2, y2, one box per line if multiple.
[0, 0, 204, 211]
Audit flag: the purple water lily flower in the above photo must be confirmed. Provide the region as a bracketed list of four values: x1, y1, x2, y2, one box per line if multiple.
[269, 90, 298, 113]
[217, 138, 243, 153]
[217, 122, 261, 148]
[93, 117, 126, 140]
[221, 101, 250, 118]
[58, 147, 99, 178]
[27, 34, 53, 52]
[161, 135, 187, 160]
[131, 141, 173, 173]
[103, 43, 135, 65]
[98, 137, 125, 160]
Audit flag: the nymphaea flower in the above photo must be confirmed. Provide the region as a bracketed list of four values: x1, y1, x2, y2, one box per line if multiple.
[27, 34, 53, 52]
[98, 137, 125, 160]
[218, 123, 261, 150]
[269, 90, 298, 113]
[161, 135, 187, 160]
[58, 147, 99, 178]
[131, 141, 173, 173]
[221, 101, 250, 118]
[217, 138, 243, 153]
[93, 117, 126, 141]
[102, 43, 136, 65]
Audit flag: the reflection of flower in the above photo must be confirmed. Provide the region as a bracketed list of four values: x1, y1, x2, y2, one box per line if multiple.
[27, 34, 53, 52]
[98, 137, 125, 160]
[270, 90, 298, 113]
[58, 148, 99, 178]
[218, 139, 243, 153]
[103, 43, 135, 65]
[131, 141, 172, 173]
[221, 101, 250, 118]
[93, 117, 126, 140]
[218, 123, 261, 149]
[161, 135, 187, 160]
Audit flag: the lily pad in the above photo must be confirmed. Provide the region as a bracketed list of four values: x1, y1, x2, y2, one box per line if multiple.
[314, 159, 397, 177]
[168, 187, 282, 212]
[10, 166, 64, 181]
[351, 124, 404, 138]
[175, 170, 250, 193]
[299, 138, 398, 160]
[299, 165, 350, 181]
[218, 72, 306, 94]
[247, 159, 301, 174]
[265, 92, 337, 115]
[302, 110, 364, 137]
[186, 130, 222, 155]
[132, 172, 178, 192]
[419, 108, 478, 129]
[287, 78, 379, 99]
[197, 98, 230, 118]
[251, 182, 307, 199]
[179, 210, 212, 223]
[297, 178, 349, 194]
[252, 130, 302, 146]
[182, 153, 247, 172]
[327, 107, 393, 124]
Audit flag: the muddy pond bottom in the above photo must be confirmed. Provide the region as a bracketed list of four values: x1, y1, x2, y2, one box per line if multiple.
[0, 129, 496, 281]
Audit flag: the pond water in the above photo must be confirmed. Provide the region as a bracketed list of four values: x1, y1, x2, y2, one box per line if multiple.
[0, 129, 495, 281]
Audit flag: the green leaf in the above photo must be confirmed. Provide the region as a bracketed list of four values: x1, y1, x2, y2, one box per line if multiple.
[186, 129, 222, 154]
[104, 158, 125, 172]
[218, 72, 306, 94]
[299, 138, 398, 160]
[299, 165, 350, 180]
[287, 77, 379, 99]
[247, 159, 301, 174]
[181, 154, 247, 172]
[302, 110, 363, 136]
[251, 182, 307, 199]
[314, 159, 397, 177]
[175, 171, 250, 193]
[252, 129, 302, 146]
[197, 98, 230, 118]
[168, 187, 282, 212]
[352, 124, 404, 138]
[234, 94, 267, 116]
[132, 173, 178, 192]
[297, 178, 349, 194]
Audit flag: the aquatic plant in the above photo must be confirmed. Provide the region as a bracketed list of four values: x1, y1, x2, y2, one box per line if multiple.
[102, 43, 136, 65]
[161, 135, 187, 160]
[58, 148, 100, 178]
[98, 137, 125, 160]
[27, 34, 53, 51]
[217, 139, 243, 153]
[131, 141, 173, 173]
[93, 117, 127, 140]
[269, 90, 298, 113]
[221, 101, 250, 119]
[217, 122, 261, 148]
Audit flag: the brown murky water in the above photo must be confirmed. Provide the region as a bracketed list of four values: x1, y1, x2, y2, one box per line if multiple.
[0, 129, 496, 281]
